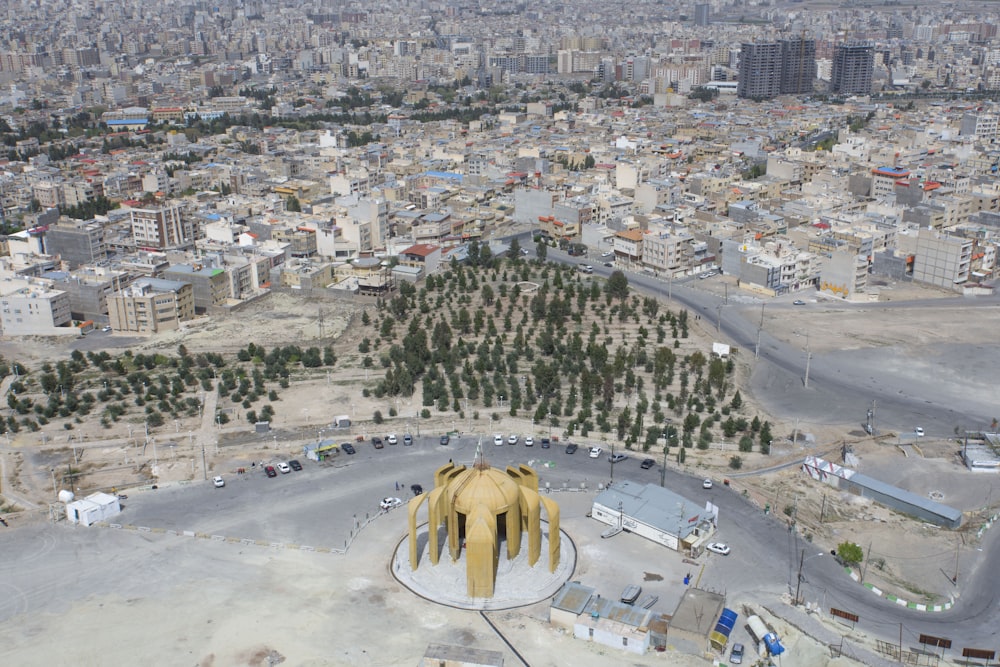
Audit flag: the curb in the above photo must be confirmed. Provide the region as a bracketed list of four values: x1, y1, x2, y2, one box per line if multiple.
[846, 566, 952, 612]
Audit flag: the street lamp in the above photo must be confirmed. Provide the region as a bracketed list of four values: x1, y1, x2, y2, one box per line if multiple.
[794, 550, 825, 605]
[661, 431, 668, 487]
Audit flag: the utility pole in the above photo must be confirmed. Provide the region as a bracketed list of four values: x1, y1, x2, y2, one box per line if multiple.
[755, 303, 765, 359]
[820, 494, 827, 523]
[715, 304, 722, 333]
[804, 331, 812, 388]
[794, 548, 805, 605]
[661, 433, 668, 488]
[201, 441, 208, 480]
[861, 540, 873, 583]
[953, 538, 960, 583]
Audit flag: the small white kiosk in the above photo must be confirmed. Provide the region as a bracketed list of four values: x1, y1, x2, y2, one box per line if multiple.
[65, 491, 121, 526]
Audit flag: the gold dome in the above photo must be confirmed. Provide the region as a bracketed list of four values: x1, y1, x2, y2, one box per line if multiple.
[448, 466, 521, 515]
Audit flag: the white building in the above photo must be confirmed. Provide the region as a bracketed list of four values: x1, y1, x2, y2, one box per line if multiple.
[66, 492, 121, 526]
[591, 480, 714, 553]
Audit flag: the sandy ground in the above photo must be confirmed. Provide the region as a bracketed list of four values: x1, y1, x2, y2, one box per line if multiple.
[0, 490, 868, 667]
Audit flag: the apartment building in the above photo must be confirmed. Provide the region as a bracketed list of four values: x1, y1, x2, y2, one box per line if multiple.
[0, 281, 72, 335]
[130, 203, 198, 250]
[43, 218, 108, 269]
[831, 44, 874, 95]
[912, 230, 972, 290]
[107, 278, 194, 334]
[161, 263, 231, 313]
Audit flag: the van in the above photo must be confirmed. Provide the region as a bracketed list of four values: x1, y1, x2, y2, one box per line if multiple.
[620, 584, 642, 604]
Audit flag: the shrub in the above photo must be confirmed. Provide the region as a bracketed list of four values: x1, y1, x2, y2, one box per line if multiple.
[837, 542, 864, 565]
[373, 410, 384, 424]
[728, 455, 742, 470]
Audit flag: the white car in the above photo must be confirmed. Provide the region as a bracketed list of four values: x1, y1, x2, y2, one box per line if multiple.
[212, 476, 225, 488]
[524, 436, 534, 447]
[702, 478, 713, 489]
[380, 497, 402, 510]
[493, 433, 504, 446]
[277, 462, 291, 474]
[706, 542, 731, 556]
[386, 433, 398, 445]
[601, 251, 613, 258]
[589, 446, 603, 459]
[508, 434, 519, 445]
[914, 427, 925, 437]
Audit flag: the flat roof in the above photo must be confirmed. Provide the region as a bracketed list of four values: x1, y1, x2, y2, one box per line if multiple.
[593, 480, 704, 539]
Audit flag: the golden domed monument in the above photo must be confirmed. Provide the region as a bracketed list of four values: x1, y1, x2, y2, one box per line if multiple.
[406, 443, 562, 599]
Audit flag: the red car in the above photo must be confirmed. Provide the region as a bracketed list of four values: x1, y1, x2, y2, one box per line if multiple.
[264, 465, 277, 478]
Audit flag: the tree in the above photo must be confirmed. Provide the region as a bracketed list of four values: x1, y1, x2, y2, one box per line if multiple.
[730, 390, 743, 410]
[286, 196, 301, 212]
[837, 542, 864, 566]
[606, 270, 629, 300]
[508, 236, 521, 258]
[729, 455, 742, 470]
[535, 241, 547, 261]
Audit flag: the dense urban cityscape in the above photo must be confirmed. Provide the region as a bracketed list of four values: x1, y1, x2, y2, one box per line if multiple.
[1, 0, 1000, 666]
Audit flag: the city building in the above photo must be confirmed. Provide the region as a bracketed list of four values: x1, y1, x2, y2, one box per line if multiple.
[912, 230, 973, 290]
[831, 44, 874, 95]
[780, 38, 816, 94]
[737, 43, 782, 100]
[0, 280, 72, 335]
[106, 277, 194, 334]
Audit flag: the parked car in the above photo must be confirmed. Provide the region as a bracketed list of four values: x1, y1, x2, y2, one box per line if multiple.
[403, 434, 413, 446]
[411, 484, 423, 496]
[603, 262, 613, 267]
[440, 434, 450, 446]
[288, 459, 302, 471]
[341, 443, 356, 455]
[507, 434, 519, 445]
[702, 478, 713, 489]
[565, 443, 578, 455]
[609, 452, 628, 463]
[277, 462, 291, 474]
[212, 476, 225, 488]
[264, 465, 277, 478]
[380, 497, 402, 510]
[524, 436, 534, 447]
[706, 542, 731, 556]
[372, 436, 384, 449]
[101, 325, 112, 332]
[386, 433, 398, 445]
[730, 643, 745, 664]
[589, 446, 603, 459]
[640, 458, 655, 469]
[540, 438, 551, 449]
[915, 426, 925, 437]
[493, 433, 504, 446]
